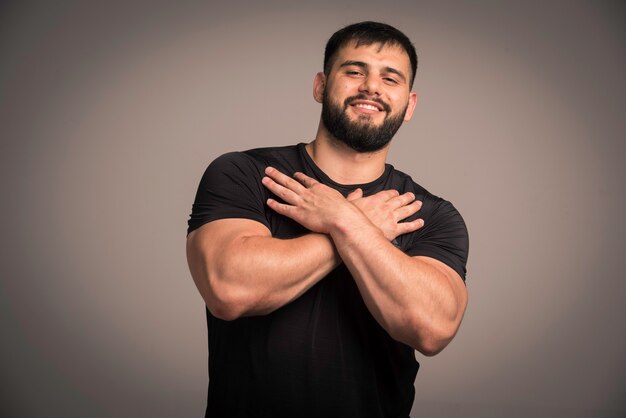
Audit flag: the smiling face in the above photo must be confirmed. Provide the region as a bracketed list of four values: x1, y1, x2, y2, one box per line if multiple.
[315, 41, 417, 153]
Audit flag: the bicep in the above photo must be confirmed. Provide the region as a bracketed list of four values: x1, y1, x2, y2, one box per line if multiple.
[186, 219, 271, 295]
[414, 255, 468, 318]
[406, 198, 469, 281]
[187, 218, 271, 264]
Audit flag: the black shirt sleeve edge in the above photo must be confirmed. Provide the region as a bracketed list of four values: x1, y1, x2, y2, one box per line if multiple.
[405, 248, 467, 282]
[187, 213, 271, 236]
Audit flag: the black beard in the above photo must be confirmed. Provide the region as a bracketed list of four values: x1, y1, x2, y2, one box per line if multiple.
[321, 93, 407, 153]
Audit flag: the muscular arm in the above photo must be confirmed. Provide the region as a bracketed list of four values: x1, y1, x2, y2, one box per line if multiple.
[263, 167, 467, 355]
[330, 217, 467, 356]
[186, 219, 340, 320]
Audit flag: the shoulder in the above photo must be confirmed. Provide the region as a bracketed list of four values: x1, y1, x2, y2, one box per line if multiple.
[387, 166, 458, 211]
[206, 144, 301, 175]
[189, 146, 299, 235]
[385, 165, 447, 210]
[387, 166, 469, 278]
[244, 144, 301, 161]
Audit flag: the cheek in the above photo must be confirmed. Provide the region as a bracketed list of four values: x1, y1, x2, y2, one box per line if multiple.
[392, 94, 410, 108]
[331, 78, 358, 92]
[326, 85, 352, 105]
[334, 83, 353, 96]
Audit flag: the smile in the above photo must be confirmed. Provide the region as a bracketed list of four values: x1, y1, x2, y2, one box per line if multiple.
[353, 103, 381, 111]
[345, 95, 390, 113]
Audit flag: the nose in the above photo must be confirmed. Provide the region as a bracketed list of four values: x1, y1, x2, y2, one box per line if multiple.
[358, 75, 381, 96]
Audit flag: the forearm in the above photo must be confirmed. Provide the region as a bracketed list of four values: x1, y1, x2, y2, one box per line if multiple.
[259, 167, 466, 353]
[187, 224, 339, 320]
[330, 214, 466, 354]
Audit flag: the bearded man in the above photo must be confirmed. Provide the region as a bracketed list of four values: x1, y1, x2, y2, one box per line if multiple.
[186, 21, 469, 418]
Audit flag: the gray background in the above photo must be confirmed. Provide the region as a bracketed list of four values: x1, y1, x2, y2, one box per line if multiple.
[1, 1, 624, 417]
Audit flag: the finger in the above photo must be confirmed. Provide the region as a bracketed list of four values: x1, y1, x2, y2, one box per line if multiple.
[396, 218, 424, 235]
[388, 192, 417, 209]
[293, 172, 319, 188]
[371, 189, 400, 201]
[394, 199, 422, 220]
[347, 188, 363, 201]
[265, 166, 308, 194]
[266, 198, 297, 219]
[262, 176, 302, 205]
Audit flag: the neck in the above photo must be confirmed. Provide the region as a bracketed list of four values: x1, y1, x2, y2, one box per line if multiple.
[306, 120, 390, 185]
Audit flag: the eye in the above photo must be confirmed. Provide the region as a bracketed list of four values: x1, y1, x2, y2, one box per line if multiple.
[346, 70, 363, 76]
[383, 77, 399, 84]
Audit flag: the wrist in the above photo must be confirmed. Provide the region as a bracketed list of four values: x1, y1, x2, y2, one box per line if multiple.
[312, 231, 342, 267]
[328, 204, 380, 242]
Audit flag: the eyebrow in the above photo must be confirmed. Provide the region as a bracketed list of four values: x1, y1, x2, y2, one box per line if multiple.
[339, 60, 407, 83]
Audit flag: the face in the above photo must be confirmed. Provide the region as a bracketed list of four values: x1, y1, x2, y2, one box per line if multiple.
[315, 42, 417, 153]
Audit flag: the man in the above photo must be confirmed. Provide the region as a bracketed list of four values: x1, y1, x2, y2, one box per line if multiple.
[186, 21, 469, 418]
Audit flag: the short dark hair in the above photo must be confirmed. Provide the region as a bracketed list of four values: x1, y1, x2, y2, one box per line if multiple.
[323, 21, 418, 89]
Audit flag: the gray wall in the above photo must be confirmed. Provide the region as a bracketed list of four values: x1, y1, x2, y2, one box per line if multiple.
[1, 1, 624, 417]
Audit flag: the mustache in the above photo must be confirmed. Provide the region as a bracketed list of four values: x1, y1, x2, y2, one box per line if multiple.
[343, 94, 391, 113]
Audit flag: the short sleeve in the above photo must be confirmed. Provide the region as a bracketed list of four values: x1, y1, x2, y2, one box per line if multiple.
[187, 152, 269, 235]
[405, 197, 469, 281]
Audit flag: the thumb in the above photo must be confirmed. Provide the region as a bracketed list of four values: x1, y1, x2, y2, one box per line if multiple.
[347, 188, 363, 201]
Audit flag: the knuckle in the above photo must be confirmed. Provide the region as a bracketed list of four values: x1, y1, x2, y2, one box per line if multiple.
[379, 190, 396, 199]
[286, 178, 301, 189]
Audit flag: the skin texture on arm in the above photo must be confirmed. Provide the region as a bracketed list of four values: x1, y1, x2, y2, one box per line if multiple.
[186, 219, 340, 320]
[263, 167, 467, 355]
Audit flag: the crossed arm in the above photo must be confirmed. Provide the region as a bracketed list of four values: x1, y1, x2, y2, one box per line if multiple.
[186, 167, 467, 355]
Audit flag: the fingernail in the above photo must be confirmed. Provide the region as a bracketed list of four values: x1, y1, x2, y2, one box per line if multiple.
[265, 167, 273, 174]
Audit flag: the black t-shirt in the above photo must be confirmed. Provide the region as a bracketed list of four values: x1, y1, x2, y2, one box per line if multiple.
[187, 143, 469, 418]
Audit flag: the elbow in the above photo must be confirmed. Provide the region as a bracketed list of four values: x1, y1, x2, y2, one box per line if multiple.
[206, 290, 246, 321]
[405, 325, 452, 356]
[187, 237, 255, 321]
[190, 259, 251, 320]
[203, 273, 251, 321]
[408, 296, 467, 356]
[402, 313, 460, 357]
[414, 334, 451, 357]
[204, 283, 246, 321]
[208, 303, 243, 322]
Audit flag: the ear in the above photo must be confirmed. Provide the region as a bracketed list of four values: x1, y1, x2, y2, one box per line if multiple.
[403, 92, 418, 121]
[313, 72, 326, 104]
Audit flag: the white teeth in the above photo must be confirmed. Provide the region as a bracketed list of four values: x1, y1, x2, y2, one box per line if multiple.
[354, 103, 379, 111]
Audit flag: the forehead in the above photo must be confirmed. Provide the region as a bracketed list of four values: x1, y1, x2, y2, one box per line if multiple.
[330, 41, 411, 74]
